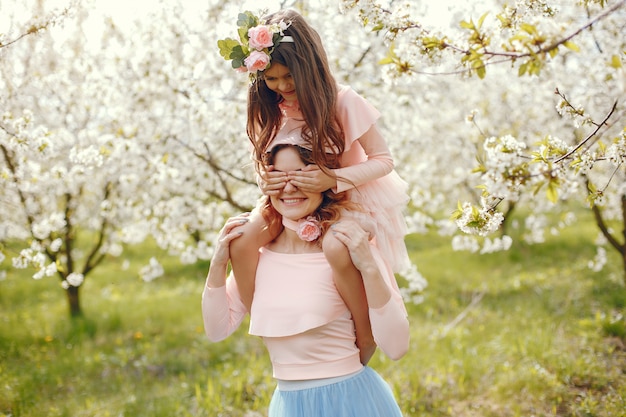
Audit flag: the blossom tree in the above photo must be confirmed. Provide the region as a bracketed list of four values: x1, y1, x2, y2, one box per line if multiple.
[342, 0, 626, 280]
[0, 0, 253, 316]
[3, 0, 410, 317]
[9, 0, 624, 319]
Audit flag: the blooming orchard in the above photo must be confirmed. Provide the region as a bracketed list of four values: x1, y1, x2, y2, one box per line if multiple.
[1, 0, 623, 316]
[342, 0, 626, 279]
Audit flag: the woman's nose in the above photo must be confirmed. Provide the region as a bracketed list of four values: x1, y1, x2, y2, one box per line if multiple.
[283, 180, 297, 193]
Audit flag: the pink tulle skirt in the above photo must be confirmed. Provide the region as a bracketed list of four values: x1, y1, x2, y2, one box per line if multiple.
[344, 170, 411, 274]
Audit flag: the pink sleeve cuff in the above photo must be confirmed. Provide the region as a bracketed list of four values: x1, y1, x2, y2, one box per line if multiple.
[369, 297, 410, 360]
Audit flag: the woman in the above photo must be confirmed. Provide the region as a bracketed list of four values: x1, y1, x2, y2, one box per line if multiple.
[218, 9, 412, 364]
[202, 144, 409, 416]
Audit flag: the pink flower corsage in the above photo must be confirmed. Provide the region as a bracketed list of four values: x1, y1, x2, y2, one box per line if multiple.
[297, 216, 321, 242]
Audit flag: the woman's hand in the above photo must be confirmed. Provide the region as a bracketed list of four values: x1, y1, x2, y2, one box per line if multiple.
[259, 165, 288, 196]
[287, 165, 337, 193]
[211, 214, 250, 267]
[330, 220, 376, 273]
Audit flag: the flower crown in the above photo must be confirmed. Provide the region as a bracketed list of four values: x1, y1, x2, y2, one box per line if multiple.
[217, 11, 293, 78]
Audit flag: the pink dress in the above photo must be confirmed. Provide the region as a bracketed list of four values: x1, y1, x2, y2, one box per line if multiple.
[202, 244, 409, 381]
[268, 85, 412, 274]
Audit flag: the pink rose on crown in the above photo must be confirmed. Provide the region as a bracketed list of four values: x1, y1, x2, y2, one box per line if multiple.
[248, 25, 274, 50]
[244, 50, 271, 73]
[297, 216, 322, 242]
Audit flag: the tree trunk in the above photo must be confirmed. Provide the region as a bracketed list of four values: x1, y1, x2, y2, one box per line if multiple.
[588, 181, 626, 287]
[66, 286, 82, 317]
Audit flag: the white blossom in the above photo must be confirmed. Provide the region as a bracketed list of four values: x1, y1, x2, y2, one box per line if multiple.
[455, 201, 504, 237]
[451, 235, 481, 253]
[480, 235, 513, 254]
[50, 238, 63, 252]
[606, 132, 626, 167]
[139, 257, 164, 282]
[398, 264, 428, 304]
[523, 215, 547, 244]
[587, 246, 607, 272]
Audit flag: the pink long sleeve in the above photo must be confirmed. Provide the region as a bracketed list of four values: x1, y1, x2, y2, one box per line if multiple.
[367, 244, 410, 360]
[334, 123, 394, 192]
[370, 297, 410, 360]
[202, 274, 247, 342]
[332, 85, 395, 193]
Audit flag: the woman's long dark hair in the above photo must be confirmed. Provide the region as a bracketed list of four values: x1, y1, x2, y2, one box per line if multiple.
[247, 9, 344, 179]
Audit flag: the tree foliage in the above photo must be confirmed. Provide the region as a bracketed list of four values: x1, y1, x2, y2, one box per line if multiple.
[1, 0, 624, 316]
[343, 0, 626, 279]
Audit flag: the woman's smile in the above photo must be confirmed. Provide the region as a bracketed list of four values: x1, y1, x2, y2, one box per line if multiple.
[281, 198, 306, 205]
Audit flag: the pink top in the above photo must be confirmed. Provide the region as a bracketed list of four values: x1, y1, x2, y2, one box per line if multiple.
[202, 245, 409, 381]
[268, 85, 388, 191]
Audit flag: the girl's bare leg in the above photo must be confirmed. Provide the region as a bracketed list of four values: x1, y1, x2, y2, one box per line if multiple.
[323, 232, 376, 365]
[229, 211, 281, 311]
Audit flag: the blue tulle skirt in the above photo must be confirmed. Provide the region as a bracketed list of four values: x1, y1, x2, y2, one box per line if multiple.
[268, 367, 403, 417]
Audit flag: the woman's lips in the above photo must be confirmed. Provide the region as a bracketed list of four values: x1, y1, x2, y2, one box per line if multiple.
[281, 198, 305, 206]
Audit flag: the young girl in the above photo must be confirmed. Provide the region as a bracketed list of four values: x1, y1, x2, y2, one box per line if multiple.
[202, 144, 409, 416]
[217, 9, 412, 364]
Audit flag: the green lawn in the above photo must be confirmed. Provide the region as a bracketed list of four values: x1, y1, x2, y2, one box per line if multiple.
[1, 214, 625, 416]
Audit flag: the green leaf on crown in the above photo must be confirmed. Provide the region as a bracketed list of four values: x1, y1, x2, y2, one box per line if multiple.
[238, 12, 257, 29]
[230, 45, 246, 61]
[237, 11, 258, 42]
[238, 26, 248, 43]
[232, 58, 243, 69]
[217, 38, 239, 59]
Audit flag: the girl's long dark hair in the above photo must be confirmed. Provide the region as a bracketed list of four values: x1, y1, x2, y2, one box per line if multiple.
[247, 9, 344, 178]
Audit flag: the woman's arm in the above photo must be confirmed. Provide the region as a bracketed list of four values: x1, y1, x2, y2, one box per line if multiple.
[331, 220, 410, 360]
[202, 216, 250, 342]
[323, 232, 377, 365]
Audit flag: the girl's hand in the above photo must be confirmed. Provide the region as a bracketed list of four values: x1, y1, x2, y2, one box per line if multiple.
[287, 165, 337, 193]
[259, 165, 288, 196]
[330, 220, 376, 272]
[211, 214, 250, 267]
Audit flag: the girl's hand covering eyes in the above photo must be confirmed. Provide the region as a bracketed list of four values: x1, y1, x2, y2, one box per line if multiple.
[287, 165, 337, 193]
[259, 165, 288, 196]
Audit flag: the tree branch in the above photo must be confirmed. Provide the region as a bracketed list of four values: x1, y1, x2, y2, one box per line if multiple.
[586, 177, 623, 252]
[0, 4, 75, 50]
[170, 136, 256, 212]
[554, 100, 618, 164]
[440, 291, 485, 337]
[398, 0, 625, 75]
[82, 183, 112, 277]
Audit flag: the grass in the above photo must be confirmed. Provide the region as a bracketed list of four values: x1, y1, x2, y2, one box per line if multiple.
[1, 211, 625, 417]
